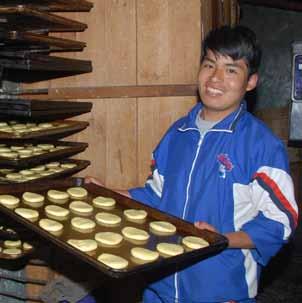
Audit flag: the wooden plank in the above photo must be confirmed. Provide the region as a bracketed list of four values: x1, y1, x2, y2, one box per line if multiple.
[230, 0, 239, 25]
[67, 99, 107, 183]
[21, 84, 198, 99]
[105, 98, 137, 189]
[69, 99, 137, 189]
[25, 264, 54, 302]
[48, 0, 136, 88]
[201, 0, 213, 41]
[223, 0, 232, 25]
[168, 0, 201, 84]
[137, 0, 201, 85]
[137, 97, 197, 185]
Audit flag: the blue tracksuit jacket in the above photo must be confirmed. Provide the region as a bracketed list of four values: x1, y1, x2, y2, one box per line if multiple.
[128, 101, 298, 303]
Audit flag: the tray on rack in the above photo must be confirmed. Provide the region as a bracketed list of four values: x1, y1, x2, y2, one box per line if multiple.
[0, 6, 87, 32]
[0, 30, 86, 53]
[0, 53, 92, 82]
[0, 178, 228, 280]
[0, 99, 92, 121]
[0, 141, 88, 168]
[0, 120, 89, 141]
[0, 224, 35, 260]
[0, 0, 93, 12]
[0, 159, 90, 184]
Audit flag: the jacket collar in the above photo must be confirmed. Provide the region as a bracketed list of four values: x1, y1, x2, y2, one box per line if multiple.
[178, 101, 246, 132]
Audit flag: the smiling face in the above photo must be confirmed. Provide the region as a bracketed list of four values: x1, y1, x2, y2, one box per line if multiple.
[198, 49, 258, 121]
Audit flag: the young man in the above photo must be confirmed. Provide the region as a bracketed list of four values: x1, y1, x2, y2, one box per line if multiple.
[86, 25, 298, 302]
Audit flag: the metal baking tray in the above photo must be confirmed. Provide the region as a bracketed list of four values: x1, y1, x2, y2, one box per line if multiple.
[0, 99, 92, 121]
[0, 30, 86, 53]
[0, 141, 88, 168]
[0, 120, 89, 141]
[0, 53, 92, 83]
[0, 235, 35, 260]
[0, 6, 87, 32]
[0, 159, 90, 184]
[0, 0, 93, 12]
[0, 178, 228, 280]
[0, 218, 35, 260]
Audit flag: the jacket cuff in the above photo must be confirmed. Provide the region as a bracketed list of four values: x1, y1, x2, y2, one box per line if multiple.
[241, 213, 286, 266]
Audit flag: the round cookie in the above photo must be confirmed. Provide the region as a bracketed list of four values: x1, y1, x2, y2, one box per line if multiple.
[69, 201, 93, 216]
[50, 167, 65, 173]
[156, 243, 184, 257]
[0, 194, 20, 209]
[19, 169, 35, 176]
[46, 162, 60, 169]
[94, 232, 123, 247]
[40, 171, 55, 177]
[60, 163, 77, 169]
[95, 212, 121, 226]
[15, 208, 39, 222]
[0, 147, 11, 153]
[71, 217, 96, 233]
[30, 165, 46, 172]
[2, 248, 22, 256]
[5, 173, 24, 181]
[38, 123, 53, 129]
[92, 196, 116, 210]
[67, 239, 98, 254]
[182, 236, 209, 250]
[123, 209, 147, 222]
[97, 253, 128, 270]
[0, 151, 18, 159]
[10, 145, 25, 151]
[47, 190, 69, 204]
[121, 226, 149, 242]
[131, 247, 159, 263]
[17, 149, 33, 156]
[23, 242, 34, 251]
[150, 221, 177, 235]
[39, 218, 64, 236]
[37, 144, 54, 150]
[22, 192, 44, 208]
[45, 205, 70, 221]
[4, 240, 22, 249]
[67, 187, 88, 199]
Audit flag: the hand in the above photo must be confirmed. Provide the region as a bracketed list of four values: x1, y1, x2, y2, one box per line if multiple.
[194, 221, 218, 233]
[84, 176, 104, 187]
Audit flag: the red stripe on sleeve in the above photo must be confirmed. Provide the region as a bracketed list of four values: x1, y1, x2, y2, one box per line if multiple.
[254, 172, 298, 227]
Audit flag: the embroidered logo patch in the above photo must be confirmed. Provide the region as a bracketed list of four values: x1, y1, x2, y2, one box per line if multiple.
[217, 154, 234, 178]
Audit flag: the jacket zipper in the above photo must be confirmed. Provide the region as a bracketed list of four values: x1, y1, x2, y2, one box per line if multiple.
[174, 135, 204, 303]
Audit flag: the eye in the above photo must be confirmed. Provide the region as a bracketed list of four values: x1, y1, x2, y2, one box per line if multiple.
[201, 62, 214, 69]
[227, 68, 238, 74]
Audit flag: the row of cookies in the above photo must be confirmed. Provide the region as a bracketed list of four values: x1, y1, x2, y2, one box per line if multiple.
[0, 225, 34, 259]
[0, 187, 209, 270]
[0, 121, 69, 136]
[0, 143, 68, 159]
[0, 161, 78, 183]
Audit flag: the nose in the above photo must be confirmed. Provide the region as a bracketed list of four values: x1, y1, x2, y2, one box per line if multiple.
[210, 67, 224, 82]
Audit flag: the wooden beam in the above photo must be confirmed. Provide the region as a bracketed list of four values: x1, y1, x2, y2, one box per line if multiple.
[239, 0, 302, 11]
[22, 85, 199, 100]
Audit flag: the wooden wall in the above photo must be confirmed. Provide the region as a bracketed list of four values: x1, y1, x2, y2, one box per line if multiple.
[23, 0, 238, 191]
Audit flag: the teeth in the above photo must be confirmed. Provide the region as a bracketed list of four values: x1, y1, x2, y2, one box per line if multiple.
[207, 87, 223, 95]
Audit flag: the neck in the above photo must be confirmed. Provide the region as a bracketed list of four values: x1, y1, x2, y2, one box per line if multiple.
[200, 106, 240, 121]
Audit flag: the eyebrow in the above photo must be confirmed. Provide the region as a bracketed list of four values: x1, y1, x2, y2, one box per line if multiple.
[203, 56, 244, 70]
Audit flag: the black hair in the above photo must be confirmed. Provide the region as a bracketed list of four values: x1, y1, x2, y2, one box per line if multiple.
[202, 25, 262, 76]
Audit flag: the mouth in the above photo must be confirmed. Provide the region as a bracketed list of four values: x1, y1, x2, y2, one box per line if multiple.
[206, 86, 224, 96]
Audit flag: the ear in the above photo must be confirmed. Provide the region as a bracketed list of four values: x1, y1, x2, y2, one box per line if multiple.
[246, 73, 258, 92]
